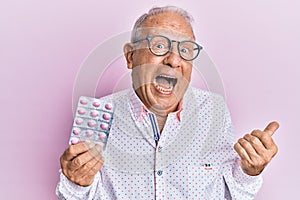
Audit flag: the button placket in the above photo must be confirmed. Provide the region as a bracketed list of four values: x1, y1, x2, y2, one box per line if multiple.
[154, 143, 165, 200]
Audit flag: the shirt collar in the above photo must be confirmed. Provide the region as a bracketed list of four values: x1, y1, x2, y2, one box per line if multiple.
[129, 88, 183, 122]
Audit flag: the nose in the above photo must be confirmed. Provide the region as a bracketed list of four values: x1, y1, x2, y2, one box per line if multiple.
[163, 42, 182, 68]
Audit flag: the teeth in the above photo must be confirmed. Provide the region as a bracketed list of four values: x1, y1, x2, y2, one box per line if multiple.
[153, 74, 177, 95]
[154, 83, 173, 94]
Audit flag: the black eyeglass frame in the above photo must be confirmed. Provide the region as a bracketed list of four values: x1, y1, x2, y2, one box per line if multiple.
[133, 35, 203, 61]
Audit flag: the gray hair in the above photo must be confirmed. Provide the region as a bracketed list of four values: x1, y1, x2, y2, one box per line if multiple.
[131, 6, 195, 42]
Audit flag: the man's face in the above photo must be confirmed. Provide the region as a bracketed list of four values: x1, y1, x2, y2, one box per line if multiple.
[124, 12, 195, 116]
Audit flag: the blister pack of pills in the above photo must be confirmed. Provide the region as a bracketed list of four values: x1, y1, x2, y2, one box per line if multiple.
[69, 96, 114, 147]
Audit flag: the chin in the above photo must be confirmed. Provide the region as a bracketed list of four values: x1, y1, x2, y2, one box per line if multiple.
[152, 93, 181, 112]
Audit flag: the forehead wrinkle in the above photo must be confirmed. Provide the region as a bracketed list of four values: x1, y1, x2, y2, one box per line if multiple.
[140, 12, 195, 40]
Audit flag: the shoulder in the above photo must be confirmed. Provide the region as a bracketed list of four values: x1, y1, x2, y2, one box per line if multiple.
[189, 86, 225, 106]
[98, 89, 130, 103]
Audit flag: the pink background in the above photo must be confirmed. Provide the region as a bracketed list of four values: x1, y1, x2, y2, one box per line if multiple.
[1, 0, 299, 199]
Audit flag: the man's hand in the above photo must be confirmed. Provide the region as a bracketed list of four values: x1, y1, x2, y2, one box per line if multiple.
[234, 121, 279, 176]
[60, 142, 104, 186]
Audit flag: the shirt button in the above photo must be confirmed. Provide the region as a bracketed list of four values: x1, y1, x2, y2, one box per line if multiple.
[158, 146, 162, 152]
[157, 170, 163, 176]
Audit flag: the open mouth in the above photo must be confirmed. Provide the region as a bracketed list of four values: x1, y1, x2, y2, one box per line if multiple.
[153, 74, 178, 95]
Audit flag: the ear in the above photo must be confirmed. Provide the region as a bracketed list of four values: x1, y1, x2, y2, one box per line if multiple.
[123, 43, 134, 69]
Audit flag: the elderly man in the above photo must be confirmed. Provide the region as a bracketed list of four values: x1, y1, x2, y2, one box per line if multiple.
[56, 6, 279, 200]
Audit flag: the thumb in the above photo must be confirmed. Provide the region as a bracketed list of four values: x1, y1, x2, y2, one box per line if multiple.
[264, 121, 280, 136]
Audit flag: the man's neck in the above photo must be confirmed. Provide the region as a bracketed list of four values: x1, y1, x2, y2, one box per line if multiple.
[156, 114, 167, 133]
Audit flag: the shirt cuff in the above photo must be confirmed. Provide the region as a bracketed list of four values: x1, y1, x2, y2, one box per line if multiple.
[58, 169, 100, 196]
[233, 160, 263, 186]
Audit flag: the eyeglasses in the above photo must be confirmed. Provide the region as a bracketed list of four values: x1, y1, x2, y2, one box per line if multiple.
[133, 35, 202, 61]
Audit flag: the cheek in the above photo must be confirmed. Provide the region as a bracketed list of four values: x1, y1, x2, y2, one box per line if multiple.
[182, 66, 193, 82]
[133, 50, 150, 66]
[131, 65, 153, 86]
[133, 49, 163, 66]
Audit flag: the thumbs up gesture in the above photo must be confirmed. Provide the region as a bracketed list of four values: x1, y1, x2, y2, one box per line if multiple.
[234, 121, 279, 176]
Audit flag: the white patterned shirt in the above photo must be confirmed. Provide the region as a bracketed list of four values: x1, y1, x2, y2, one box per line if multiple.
[56, 87, 262, 200]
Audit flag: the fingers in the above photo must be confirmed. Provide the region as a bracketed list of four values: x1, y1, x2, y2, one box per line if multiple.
[89, 143, 104, 161]
[75, 160, 104, 186]
[234, 121, 279, 176]
[264, 121, 280, 136]
[243, 134, 265, 155]
[60, 142, 105, 186]
[66, 152, 104, 186]
[68, 144, 103, 170]
[68, 151, 94, 170]
[235, 137, 259, 162]
[234, 138, 265, 176]
[250, 129, 278, 153]
[62, 142, 90, 161]
[75, 156, 104, 178]
[234, 142, 251, 161]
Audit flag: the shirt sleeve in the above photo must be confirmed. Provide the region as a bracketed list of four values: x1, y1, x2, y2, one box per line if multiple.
[221, 103, 263, 200]
[56, 169, 101, 200]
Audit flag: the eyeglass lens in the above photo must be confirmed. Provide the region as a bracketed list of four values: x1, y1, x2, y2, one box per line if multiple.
[148, 36, 200, 60]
